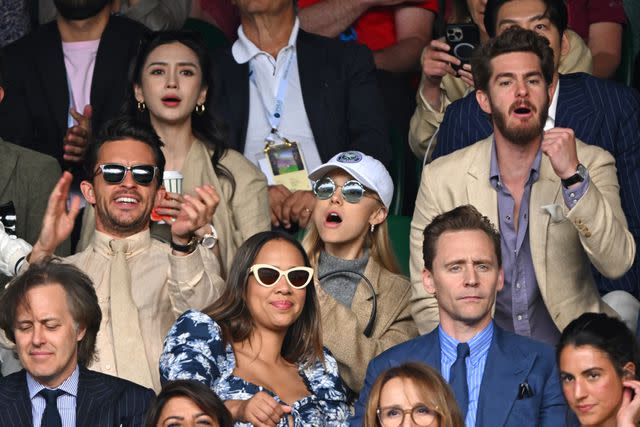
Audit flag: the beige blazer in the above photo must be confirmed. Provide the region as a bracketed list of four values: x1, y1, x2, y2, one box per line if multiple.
[408, 29, 593, 160]
[78, 142, 270, 274]
[319, 258, 418, 393]
[409, 136, 634, 334]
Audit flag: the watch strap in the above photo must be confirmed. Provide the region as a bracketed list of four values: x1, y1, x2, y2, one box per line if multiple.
[170, 237, 197, 253]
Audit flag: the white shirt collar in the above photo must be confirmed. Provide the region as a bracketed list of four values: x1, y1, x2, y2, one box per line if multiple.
[544, 78, 560, 130]
[232, 17, 300, 64]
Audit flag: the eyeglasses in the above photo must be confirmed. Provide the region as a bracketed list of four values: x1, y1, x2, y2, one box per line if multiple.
[248, 264, 314, 289]
[95, 163, 158, 185]
[377, 405, 438, 427]
[312, 176, 373, 204]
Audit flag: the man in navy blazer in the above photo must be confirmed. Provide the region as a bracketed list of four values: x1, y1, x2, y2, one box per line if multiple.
[352, 206, 566, 427]
[431, 0, 640, 298]
[0, 260, 154, 426]
[213, 0, 390, 230]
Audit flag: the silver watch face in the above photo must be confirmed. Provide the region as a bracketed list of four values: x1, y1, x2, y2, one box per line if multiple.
[577, 163, 588, 179]
[201, 235, 217, 249]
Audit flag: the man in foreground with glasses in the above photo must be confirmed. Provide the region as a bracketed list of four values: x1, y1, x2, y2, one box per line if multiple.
[351, 205, 565, 427]
[24, 117, 224, 392]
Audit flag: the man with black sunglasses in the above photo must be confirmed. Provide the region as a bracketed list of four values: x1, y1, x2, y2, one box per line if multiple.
[25, 117, 224, 392]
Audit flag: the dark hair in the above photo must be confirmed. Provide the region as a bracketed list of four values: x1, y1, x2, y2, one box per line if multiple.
[143, 380, 233, 427]
[472, 26, 555, 92]
[0, 258, 102, 367]
[557, 313, 640, 380]
[84, 116, 166, 186]
[484, 0, 568, 38]
[123, 30, 234, 192]
[204, 231, 324, 365]
[364, 362, 465, 427]
[422, 205, 501, 271]
[0, 50, 4, 88]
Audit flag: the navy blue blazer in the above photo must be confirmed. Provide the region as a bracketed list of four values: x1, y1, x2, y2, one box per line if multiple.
[433, 73, 640, 297]
[213, 29, 391, 168]
[351, 325, 568, 427]
[0, 367, 154, 427]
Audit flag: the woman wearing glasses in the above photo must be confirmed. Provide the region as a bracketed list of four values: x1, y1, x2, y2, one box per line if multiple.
[160, 231, 350, 426]
[557, 313, 640, 427]
[365, 362, 464, 427]
[302, 151, 418, 394]
[79, 31, 269, 273]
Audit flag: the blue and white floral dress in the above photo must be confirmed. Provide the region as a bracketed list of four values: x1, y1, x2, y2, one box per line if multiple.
[160, 310, 351, 426]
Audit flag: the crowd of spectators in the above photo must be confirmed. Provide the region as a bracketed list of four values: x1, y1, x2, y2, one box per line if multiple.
[0, 0, 639, 426]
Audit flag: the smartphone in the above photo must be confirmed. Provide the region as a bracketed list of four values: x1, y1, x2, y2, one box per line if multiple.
[445, 23, 481, 72]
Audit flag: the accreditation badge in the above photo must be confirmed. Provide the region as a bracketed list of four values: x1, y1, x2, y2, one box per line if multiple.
[265, 138, 311, 191]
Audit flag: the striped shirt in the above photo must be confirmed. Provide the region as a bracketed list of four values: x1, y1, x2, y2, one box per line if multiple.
[27, 365, 79, 427]
[439, 322, 493, 427]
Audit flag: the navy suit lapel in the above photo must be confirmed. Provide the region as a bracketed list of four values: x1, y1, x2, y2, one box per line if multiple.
[76, 367, 111, 427]
[34, 23, 69, 141]
[475, 328, 537, 427]
[217, 50, 250, 153]
[296, 30, 329, 160]
[556, 74, 601, 146]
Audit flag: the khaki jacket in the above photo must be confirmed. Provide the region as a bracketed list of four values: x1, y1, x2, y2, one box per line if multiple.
[79, 142, 270, 274]
[409, 136, 633, 334]
[319, 257, 418, 393]
[409, 29, 593, 160]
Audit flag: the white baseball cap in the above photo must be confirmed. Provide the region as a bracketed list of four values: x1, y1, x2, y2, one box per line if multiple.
[308, 151, 394, 209]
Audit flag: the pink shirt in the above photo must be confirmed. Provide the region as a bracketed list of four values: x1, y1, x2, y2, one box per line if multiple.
[62, 39, 100, 124]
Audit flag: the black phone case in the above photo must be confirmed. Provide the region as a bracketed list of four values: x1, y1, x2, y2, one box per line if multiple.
[445, 23, 481, 71]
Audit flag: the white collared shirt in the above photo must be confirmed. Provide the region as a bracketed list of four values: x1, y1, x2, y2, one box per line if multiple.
[232, 18, 321, 184]
[544, 79, 560, 130]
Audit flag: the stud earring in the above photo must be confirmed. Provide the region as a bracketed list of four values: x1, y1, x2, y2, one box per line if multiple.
[137, 101, 146, 112]
[195, 104, 205, 115]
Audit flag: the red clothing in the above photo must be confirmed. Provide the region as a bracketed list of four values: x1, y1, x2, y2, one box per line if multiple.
[298, 0, 438, 51]
[566, 0, 626, 41]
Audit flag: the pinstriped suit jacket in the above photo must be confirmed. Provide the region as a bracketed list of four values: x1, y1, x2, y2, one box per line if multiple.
[433, 73, 640, 297]
[0, 367, 154, 427]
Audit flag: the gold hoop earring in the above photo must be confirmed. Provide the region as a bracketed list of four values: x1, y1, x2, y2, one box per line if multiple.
[195, 104, 205, 115]
[137, 101, 146, 112]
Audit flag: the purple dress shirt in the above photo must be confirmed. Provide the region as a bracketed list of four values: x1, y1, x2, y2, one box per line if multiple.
[489, 142, 589, 345]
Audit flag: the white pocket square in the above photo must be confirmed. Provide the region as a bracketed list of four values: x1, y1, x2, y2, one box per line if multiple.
[541, 203, 565, 222]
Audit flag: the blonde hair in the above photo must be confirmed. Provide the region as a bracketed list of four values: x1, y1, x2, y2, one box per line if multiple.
[364, 362, 465, 427]
[302, 210, 400, 275]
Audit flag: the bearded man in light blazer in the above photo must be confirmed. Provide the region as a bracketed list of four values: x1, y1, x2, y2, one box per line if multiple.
[409, 27, 638, 346]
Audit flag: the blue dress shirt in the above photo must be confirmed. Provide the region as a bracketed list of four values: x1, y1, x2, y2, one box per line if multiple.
[27, 365, 79, 427]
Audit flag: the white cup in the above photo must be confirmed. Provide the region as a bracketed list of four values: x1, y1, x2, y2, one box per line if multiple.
[163, 171, 183, 194]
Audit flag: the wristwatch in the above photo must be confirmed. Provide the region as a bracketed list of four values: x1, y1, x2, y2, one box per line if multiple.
[200, 224, 218, 249]
[170, 236, 198, 254]
[561, 163, 588, 188]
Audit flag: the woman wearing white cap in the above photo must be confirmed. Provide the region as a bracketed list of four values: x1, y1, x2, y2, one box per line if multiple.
[302, 151, 418, 395]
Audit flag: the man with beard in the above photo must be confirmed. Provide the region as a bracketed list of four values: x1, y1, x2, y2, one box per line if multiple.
[24, 117, 224, 392]
[0, 0, 147, 168]
[408, 27, 635, 345]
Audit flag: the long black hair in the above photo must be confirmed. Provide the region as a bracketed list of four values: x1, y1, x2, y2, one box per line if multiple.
[123, 30, 235, 192]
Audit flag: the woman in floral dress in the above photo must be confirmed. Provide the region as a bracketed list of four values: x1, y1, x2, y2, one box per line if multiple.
[160, 231, 350, 426]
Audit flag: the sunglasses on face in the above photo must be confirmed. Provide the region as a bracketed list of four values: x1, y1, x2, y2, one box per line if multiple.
[312, 176, 375, 204]
[95, 163, 158, 185]
[248, 264, 314, 289]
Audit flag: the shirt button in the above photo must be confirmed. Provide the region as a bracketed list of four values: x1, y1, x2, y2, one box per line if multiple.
[105, 364, 111, 370]
[517, 315, 523, 321]
[516, 283, 522, 289]
[570, 192, 575, 198]
[506, 215, 511, 221]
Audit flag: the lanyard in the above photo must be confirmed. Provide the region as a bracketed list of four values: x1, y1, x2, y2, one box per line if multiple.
[249, 48, 296, 143]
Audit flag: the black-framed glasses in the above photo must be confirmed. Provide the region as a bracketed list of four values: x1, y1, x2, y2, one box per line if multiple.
[312, 176, 371, 203]
[95, 163, 158, 185]
[248, 264, 314, 289]
[377, 405, 438, 427]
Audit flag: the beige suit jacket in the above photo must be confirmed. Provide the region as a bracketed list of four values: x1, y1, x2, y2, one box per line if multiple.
[409, 136, 634, 334]
[408, 29, 593, 160]
[319, 258, 418, 393]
